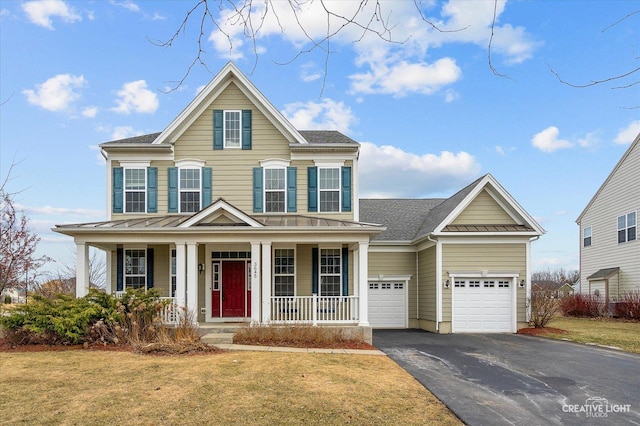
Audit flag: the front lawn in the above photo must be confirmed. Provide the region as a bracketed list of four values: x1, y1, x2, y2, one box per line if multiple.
[543, 317, 640, 353]
[0, 351, 461, 425]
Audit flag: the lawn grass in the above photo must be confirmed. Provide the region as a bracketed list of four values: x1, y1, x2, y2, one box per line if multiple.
[0, 351, 461, 425]
[545, 316, 640, 353]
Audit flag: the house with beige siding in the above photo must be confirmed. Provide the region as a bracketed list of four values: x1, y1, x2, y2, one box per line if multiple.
[576, 133, 640, 299]
[54, 62, 544, 338]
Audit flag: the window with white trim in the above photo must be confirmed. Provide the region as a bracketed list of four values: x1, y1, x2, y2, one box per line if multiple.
[124, 168, 146, 213]
[320, 248, 341, 296]
[274, 248, 295, 296]
[224, 110, 241, 148]
[179, 168, 201, 213]
[170, 249, 176, 297]
[319, 168, 340, 212]
[125, 249, 146, 290]
[583, 226, 592, 247]
[265, 168, 286, 213]
[618, 212, 636, 243]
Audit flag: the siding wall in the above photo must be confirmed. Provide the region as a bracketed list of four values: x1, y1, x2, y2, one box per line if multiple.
[452, 189, 517, 224]
[113, 82, 354, 221]
[367, 251, 417, 321]
[579, 142, 640, 295]
[441, 242, 527, 323]
[417, 246, 437, 323]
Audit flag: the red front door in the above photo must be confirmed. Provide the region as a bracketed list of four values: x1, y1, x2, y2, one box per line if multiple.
[222, 261, 246, 317]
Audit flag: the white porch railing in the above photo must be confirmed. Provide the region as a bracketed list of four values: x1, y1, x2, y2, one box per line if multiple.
[114, 292, 178, 325]
[271, 295, 359, 324]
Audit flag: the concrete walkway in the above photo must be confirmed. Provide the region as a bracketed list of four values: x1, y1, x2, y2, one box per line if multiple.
[210, 343, 385, 355]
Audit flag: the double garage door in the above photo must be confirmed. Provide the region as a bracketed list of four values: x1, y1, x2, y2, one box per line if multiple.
[453, 278, 513, 332]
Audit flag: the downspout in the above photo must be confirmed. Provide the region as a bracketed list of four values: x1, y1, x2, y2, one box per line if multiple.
[427, 234, 440, 332]
[415, 251, 419, 322]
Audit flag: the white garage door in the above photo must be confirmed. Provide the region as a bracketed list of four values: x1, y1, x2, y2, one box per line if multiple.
[453, 279, 513, 333]
[368, 282, 406, 328]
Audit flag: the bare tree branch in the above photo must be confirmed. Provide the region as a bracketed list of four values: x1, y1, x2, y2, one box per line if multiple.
[488, 0, 512, 80]
[548, 65, 640, 88]
[601, 9, 640, 33]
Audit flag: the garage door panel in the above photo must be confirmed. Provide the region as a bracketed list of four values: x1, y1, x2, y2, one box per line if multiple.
[453, 278, 513, 333]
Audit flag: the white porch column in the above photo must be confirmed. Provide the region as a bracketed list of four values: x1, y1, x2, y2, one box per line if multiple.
[261, 242, 272, 323]
[75, 242, 90, 298]
[105, 250, 112, 294]
[251, 242, 261, 323]
[353, 246, 360, 298]
[186, 243, 198, 320]
[175, 244, 186, 308]
[357, 241, 369, 326]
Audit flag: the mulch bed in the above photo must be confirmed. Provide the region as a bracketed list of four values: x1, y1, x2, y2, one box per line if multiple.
[517, 327, 567, 336]
[0, 338, 132, 353]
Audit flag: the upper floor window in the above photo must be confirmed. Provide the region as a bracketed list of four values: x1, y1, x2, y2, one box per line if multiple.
[124, 168, 146, 213]
[319, 168, 340, 212]
[583, 226, 592, 247]
[224, 110, 241, 148]
[179, 168, 201, 213]
[618, 212, 636, 243]
[265, 168, 286, 213]
[125, 249, 146, 290]
[214, 109, 252, 150]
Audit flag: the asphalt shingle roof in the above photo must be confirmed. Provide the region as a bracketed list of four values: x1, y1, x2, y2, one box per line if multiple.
[298, 130, 359, 145]
[360, 199, 446, 241]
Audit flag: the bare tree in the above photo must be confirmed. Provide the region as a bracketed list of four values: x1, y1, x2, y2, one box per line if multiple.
[156, 1, 638, 97]
[532, 268, 579, 286]
[32, 277, 75, 299]
[0, 165, 51, 296]
[58, 246, 107, 290]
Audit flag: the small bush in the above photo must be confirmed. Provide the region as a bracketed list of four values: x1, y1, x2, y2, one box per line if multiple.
[529, 288, 558, 328]
[611, 291, 640, 320]
[560, 293, 607, 317]
[4, 294, 12, 304]
[234, 323, 367, 348]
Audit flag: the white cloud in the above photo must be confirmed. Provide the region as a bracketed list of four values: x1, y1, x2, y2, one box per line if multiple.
[350, 58, 461, 97]
[109, 1, 140, 12]
[282, 99, 356, 133]
[614, 120, 640, 145]
[495, 146, 505, 156]
[112, 126, 143, 140]
[301, 62, 322, 82]
[17, 204, 103, 217]
[23, 74, 86, 112]
[22, 0, 81, 30]
[531, 127, 574, 153]
[82, 106, 98, 118]
[112, 80, 158, 114]
[577, 132, 598, 148]
[359, 142, 481, 198]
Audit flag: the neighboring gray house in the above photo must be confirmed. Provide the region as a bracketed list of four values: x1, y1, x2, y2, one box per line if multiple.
[576, 133, 640, 298]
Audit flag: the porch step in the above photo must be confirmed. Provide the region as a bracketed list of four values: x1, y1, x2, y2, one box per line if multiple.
[201, 332, 235, 345]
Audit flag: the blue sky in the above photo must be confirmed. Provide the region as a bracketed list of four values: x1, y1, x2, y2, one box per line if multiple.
[1, 0, 639, 277]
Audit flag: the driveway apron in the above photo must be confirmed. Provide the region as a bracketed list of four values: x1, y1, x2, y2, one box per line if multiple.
[374, 330, 640, 426]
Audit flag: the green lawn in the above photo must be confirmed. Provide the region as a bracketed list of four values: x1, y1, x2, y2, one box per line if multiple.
[544, 316, 640, 353]
[0, 350, 461, 426]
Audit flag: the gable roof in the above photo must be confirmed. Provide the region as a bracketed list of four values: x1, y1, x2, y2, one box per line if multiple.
[361, 173, 545, 242]
[152, 62, 306, 146]
[576, 133, 640, 223]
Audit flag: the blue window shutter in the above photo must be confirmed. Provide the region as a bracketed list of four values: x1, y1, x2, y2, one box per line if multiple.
[312, 248, 318, 294]
[202, 167, 212, 208]
[168, 167, 178, 213]
[307, 167, 318, 212]
[146, 248, 154, 289]
[116, 248, 123, 292]
[342, 247, 348, 297]
[253, 167, 263, 213]
[112, 167, 123, 213]
[287, 166, 297, 212]
[147, 167, 158, 213]
[213, 110, 223, 150]
[341, 166, 352, 212]
[242, 110, 252, 150]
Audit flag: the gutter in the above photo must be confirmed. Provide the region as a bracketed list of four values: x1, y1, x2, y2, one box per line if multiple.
[427, 234, 441, 332]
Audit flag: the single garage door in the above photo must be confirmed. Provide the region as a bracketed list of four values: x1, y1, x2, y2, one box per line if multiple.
[453, 279, 512, 332]
[368, 281, 406, 328]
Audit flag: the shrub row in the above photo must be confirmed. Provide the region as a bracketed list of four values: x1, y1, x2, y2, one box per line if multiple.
[0, 289, 169, 346]
[559, 291, 640, 320]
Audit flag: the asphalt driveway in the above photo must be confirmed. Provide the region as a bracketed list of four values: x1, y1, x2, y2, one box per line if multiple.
[374, 330, 640, 426]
